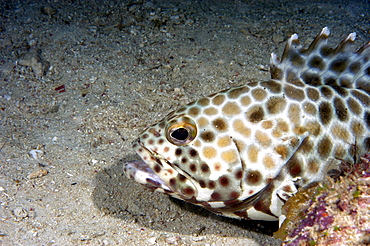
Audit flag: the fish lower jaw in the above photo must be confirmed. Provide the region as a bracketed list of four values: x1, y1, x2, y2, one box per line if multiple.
[123, 160, 172, 192]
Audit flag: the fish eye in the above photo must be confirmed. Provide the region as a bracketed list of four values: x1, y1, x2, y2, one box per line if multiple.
[171, 128, 189, 140]
[166, 117, 197, 146]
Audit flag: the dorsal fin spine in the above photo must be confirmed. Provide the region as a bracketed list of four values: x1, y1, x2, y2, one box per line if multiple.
[268, 27, 370, 92]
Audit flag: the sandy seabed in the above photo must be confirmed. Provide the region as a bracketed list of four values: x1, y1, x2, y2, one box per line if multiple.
[0, 0, 369, 245]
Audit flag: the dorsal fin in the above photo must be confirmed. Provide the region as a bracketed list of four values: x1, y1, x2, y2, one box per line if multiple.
[270, 27, 370, 94]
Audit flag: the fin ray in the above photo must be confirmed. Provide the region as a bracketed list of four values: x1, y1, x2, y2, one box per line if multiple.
[270, 27, 370, 93]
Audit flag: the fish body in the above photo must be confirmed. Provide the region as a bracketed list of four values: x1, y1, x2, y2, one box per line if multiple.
[124, 28, 370, 221]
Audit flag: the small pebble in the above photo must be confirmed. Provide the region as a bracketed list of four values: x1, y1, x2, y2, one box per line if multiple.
[147, 237, 157, 244]
[29, 149, 43, 160]
[28, 169, 48, 179]
[165, 236, 183, 244]
[18, 54, 49, 78]
[13, 207, 28, 220]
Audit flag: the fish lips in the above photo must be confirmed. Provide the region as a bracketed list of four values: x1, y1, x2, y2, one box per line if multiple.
[123, 159, 173, 193]
[123, 138, 172, 191]
[126, 138, 199, 200]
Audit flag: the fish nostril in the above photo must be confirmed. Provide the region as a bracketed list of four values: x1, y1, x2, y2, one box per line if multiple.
[148, 127, 161, 137]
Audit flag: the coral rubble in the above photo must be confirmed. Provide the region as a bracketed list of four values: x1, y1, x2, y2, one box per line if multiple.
[275, 154, 370, 245]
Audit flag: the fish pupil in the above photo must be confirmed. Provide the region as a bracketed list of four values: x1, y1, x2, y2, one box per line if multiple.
[171, 128, 189, 141]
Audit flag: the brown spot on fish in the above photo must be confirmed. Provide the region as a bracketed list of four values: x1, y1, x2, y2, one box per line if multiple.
[211, 118, 228, 132]
[154, 164, 161, 173]
[214, 162, 222, 171]
[246, 106, 265, 123]
[182, 187, 195, 196]
[217, 136, 232, 148]
[306, 87, 320, 101]
[332, 85, 348, 97]
[222, 102, 241, 116]
[255, 130, 272, 147]
[175, 148, 182, 156]
[302, 72, 322, 86]
[198, 98, 210, 106]
[284, 85, 305, 101]
[190, 164, 196, 172]
[178, 174, 187, 182]
[203, 146, 217, 159]
[334, 144, 346, 159]
[201, 163, 210, 173]
[189, 149, 198, 157]
[212, 94, 226, 105]
[228, 86, 249, 99]
[211, 192, 221, 200]
[235, 169, 243, 179]
[188, 107, 200, 117]
[233, 119, 251, 137]
[351, 90, 370, 107]
[266, 97, 286, 114]
[349, 61, 361, 74]
[303, 102, 317, 115]
[181, 157, 188, 164]
[317, 135, 333, 159]
[351, 120, 364, 137]
[246, 170, 262, 185]
[331, 124, 349, 142]
[319, 102, 333, 125]
[263, 155, 276, 169]
[307, 159, 320, 173]
[197, 117, 209, 127]
[308, 56, 325, 70]
[208, 180, 216, 189]
[275, 145, 289, 159]
[221, 149, 238, 163]
[169, 178, 176, 186]
[229, 191, 240, 200]
[262, 120, 273, 129]
[321, 87, 334, 100]
[200, 131, 215, 142]
[306, 121, 321, 136]
[204, 107, 218, 115]
[347, 97, 362, 115]
[288, 103, 301, 125]
[240, 96, 251, 106]
[251, 88, 267, 101]
[300, 138, 314, 154]
[248, 145, 259, 163]
[330, 57, 348, 73]
[260, 80, 282, 93]
[288, 155, 302, 176]
[219, 175, 230, 186]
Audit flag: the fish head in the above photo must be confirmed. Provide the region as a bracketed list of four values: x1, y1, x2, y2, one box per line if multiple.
[127, 99, 253, 210]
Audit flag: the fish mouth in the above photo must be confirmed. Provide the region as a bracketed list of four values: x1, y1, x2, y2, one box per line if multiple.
[123, 159, 173, 193]
[123, 139, 174, 193]
[125, 138, 200, 200]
